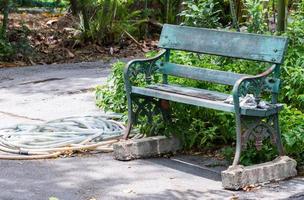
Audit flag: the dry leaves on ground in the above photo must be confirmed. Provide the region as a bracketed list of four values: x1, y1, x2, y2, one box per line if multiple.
[1, 11, 158, 68]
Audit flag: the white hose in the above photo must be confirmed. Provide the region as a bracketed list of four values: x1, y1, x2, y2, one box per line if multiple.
[0, 115, 126, 160]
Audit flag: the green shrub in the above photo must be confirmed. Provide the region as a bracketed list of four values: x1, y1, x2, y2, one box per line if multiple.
[76, 0, 144, 44]
[15, 0, 68, 8]
[280, 107, 304, 164]
[96, 61, 127, 113]
[282, 0, 304, 110]
[0, 25, 32, 62]
[0, 37, 14, 59]
[243, 0, 267, 33]
[281, 66, 304, 110]
[179, 0, 222, 28]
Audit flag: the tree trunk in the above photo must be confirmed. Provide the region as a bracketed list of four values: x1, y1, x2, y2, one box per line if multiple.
[1, 0, 10, 39]
[69, 0, 79, 15]
[166, 0, 170, 23]
[99, 0, 111, 43]
[144, 0, 148, 37]
[176, 0, 183, 24]
[277, 0, 287, 32]
[229, 0, 240, 31]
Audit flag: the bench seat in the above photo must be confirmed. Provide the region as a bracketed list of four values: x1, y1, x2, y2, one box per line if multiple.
[132, 84, 283, 117]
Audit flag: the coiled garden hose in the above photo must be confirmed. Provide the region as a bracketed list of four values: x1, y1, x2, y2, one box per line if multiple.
[0, 115, 131, 160]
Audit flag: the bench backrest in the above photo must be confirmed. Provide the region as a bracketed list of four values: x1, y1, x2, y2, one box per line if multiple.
[158, 24, 288, 64]
[158, 62, 246, 86]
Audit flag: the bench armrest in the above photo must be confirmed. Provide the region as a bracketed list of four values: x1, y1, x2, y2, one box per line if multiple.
[124, 50, 167, 93]
[232, 64, 280, 113]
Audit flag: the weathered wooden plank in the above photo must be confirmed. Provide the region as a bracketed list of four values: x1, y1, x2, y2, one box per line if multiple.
[158, 62, 246, 85]
[132, 86, 283, 116]
[158, 24, 288, 64]
[147, 84, 229, 101]
[132, 86, 235, 112]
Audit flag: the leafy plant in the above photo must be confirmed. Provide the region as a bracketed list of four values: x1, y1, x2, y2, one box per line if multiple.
[280, 107, 304, 163]
[15, 0, 68, 8]
[281, 66, 304, 110]
[0, 14, 32, 61]
[0, 37, 14, 59]
[77, 0, 144, 44]
[243, 0, 267, 33]
[282, 0, 304, 110]
[179, 0, 222, 28]
[96, 61, 127, 113]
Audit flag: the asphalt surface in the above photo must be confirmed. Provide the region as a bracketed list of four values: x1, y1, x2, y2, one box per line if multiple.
[0, 61, 114, 127]
[1, 153, 304, 200]
[0, 62, 303, 200]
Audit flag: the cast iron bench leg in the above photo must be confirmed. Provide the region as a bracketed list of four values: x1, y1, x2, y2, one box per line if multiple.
[232, 114, 242, 166]
[124, 95, 133, 140]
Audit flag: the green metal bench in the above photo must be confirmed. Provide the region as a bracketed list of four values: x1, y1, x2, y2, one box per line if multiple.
[123, 24, 288, 166]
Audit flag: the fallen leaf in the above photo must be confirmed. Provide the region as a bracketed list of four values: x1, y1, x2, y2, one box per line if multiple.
[230, 194, 239, 200]
[64, 48, 75, 58]
[28, 58, 36, 65]
[109, 47, 114, 55]
[47, 19, 59, 26]
[49, 197, 59, 200]
[95, 45, 104, 54]
[123, 189, 134, 194]
[242, 184, 260, 192]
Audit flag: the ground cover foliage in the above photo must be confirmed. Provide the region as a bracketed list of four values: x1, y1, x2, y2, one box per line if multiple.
[96, 0, 304, 166]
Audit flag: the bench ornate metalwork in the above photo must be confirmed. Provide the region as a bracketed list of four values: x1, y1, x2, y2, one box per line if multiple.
[123, 24, 288, 166]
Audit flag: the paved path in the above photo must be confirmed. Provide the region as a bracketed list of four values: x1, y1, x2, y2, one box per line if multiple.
[0, 62, 303, 200]
[0, 61, 115, 128]
[1, 153, 303, 200]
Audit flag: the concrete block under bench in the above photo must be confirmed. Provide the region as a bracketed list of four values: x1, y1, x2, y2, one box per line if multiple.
[221, 156, 297, 190]
[113, 136, 182, 161]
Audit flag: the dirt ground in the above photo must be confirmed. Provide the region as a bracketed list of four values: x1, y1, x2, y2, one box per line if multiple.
[0, 11, 158, 68]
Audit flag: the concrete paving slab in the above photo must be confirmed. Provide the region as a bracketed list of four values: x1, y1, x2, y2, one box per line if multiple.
[0, 61, 120, 127]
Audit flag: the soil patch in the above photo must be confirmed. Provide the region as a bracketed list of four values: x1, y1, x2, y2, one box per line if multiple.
[0, 11, 158, 67]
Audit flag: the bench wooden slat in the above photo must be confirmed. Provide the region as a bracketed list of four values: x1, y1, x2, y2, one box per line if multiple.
[132, 86, 284, 117]
[147, 84, 229, 101]
[159, 62, 246, 85]
[158, 24, 288, 64]
[132, 86, 235, 112]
